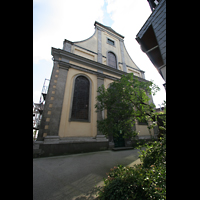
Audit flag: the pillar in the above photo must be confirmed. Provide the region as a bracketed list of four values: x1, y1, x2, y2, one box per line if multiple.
[96, 73, 108, 141]
[119, 40, 127, 72]
[37, 41, 71, 143]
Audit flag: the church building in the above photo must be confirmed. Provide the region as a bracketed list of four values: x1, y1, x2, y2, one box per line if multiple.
[36, 21, 156, 156]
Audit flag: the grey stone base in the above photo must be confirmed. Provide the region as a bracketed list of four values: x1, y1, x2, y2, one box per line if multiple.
[138, 135, 151, 140]
[33, 137, 109, 157]
[96, 135, 108, 141]
[33, 141, 43, 158]
[108, 141, 115, 149]
[44, 136, 60, 144]
[112, 147, 133, 151]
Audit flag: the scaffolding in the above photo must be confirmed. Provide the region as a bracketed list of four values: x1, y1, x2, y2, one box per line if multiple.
[33, 78, 50, 140]
[39, 78, 50, 104]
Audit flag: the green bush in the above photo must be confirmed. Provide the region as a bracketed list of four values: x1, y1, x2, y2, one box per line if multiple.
[97, 165, 147, 200]
[97, 164, 166, 200]
[97, 135, 166, 200]
[138, 136, 166, 168]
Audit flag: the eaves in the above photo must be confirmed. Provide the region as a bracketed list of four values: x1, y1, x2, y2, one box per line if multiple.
[136, 0, 165, 39]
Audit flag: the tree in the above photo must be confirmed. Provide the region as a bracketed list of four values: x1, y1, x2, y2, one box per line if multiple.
[95, 73, 161, 139]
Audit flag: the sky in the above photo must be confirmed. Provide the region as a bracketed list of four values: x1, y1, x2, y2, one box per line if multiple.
[33, 0, 166, 108]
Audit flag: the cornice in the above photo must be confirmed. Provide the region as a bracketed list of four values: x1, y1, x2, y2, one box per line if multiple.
[94, 21, 124, 39]
[95, 25, 124, 42]
[56, 59, 119, 81]
[51, 47, 149, 83]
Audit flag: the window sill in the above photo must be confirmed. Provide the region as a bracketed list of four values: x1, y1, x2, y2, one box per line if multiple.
[69, 118, 90, 123]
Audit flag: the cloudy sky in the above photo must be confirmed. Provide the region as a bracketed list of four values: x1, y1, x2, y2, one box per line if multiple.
[33, 0, 166, 107]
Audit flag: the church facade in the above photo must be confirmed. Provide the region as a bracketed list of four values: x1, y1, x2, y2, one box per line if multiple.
[36, 21, 156, 156]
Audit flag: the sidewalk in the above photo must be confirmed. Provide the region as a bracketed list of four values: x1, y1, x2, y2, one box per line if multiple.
[33, 149, 142, 200]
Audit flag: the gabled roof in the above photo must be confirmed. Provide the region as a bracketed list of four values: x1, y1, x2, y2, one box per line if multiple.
[94, 21, 124, 39]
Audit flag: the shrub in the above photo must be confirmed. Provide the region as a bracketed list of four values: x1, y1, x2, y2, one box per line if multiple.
[97, 165, 146, 200]
[97, 164, 166, 200]
[97, 135, 166, 200]
[138, 135, 166, 168]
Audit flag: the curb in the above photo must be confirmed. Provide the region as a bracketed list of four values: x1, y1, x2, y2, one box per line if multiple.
[127, 158, 142, 167]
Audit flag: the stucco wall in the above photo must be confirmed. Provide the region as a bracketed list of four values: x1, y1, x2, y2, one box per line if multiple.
[58, 68, 97, 138]
[57, 22, 153, 139]
[58, 66, 154, 139]
[69, 25, 142, 78]
[127, 68, 141, 77]
[135, 120, 155, 138]
[72, 29, 98, 56]
[123, 44, 139, 70]
[102, 31, 122, 64]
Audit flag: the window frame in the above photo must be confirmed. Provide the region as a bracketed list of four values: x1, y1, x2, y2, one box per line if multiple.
[107, 38, 115, 47]
[106, 51, 118, 70]
[69, 74, 92, 122]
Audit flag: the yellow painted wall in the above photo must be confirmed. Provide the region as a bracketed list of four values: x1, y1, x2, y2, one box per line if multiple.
[70, 25, 141, 78]
[127, 68, 141, 77]
[74, 47, 96, 61]
[72, 29, 98, 56]
[58, 23, 152, 139]
[58, 66, 153, 138]
[102, 31, 122, 63]
[135, 121, 154, 137]
[70, 60, 97, 72]
[104, 78, 114, 89]
[123, 43, 139, 70]
[103, 71, 121, 79]
[58, 68, 97, 138]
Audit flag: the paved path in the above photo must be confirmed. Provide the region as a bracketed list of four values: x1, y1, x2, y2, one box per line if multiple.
[33, 149, 142, 200]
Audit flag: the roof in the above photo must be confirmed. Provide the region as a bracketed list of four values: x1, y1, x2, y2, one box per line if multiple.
[94, 21, 124, 39]
[136, 0, 165, 39]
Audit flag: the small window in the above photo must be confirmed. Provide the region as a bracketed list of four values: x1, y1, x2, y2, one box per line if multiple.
[107, 38, 115, 46]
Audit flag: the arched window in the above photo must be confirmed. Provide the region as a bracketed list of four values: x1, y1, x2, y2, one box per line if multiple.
[71, 76, 90, 120]
[108, 52, 117, 69]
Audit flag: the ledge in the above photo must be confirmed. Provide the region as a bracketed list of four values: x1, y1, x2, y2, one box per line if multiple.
[39, 136, 109, 144]
[112, 147, 133, 151]
[51, 47, 149, 83]
[59, 137, 109, 144]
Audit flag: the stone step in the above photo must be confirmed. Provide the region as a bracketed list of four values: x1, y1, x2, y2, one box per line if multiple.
[112, 147, 133, 151]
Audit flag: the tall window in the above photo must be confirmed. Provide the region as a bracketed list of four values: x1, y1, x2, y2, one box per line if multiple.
[108, 52, 117, 69]
[71, 76, 90, 120]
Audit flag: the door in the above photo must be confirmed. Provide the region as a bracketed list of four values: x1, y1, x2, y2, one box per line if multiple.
[113, 131, 125, 147]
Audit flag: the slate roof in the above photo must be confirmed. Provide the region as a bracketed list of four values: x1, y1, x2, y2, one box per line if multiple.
[136, 0, 166, 65]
